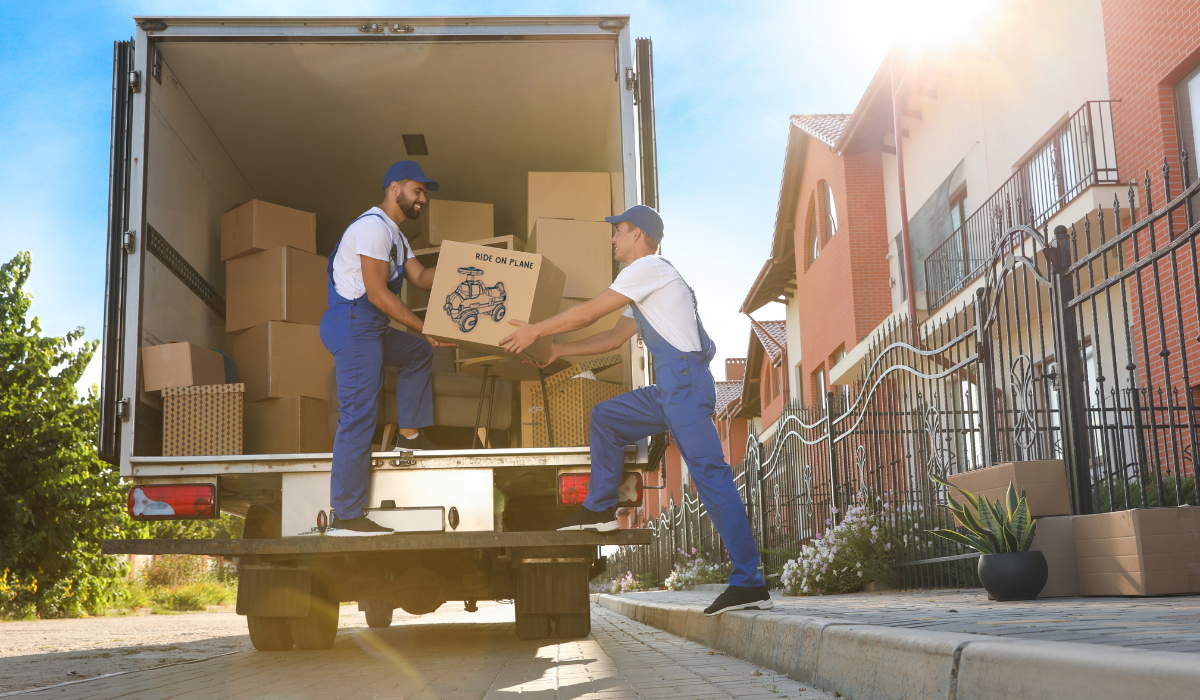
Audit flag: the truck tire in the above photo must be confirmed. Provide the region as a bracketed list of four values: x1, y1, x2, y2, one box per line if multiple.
[514, 612, 552, 640]
[553, 613, 591, 639]
[290, 587, 339, 650]
[364, 603, 394, 629]
[247, 616, 294, 651]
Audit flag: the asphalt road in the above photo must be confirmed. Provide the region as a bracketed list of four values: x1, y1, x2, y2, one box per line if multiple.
[1, 603, 835, 699]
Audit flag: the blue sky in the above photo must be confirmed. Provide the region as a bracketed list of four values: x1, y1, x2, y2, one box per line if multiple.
[0, 1, 915, 392]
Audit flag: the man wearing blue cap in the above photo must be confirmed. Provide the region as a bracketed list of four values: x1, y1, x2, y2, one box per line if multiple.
[320, 161, 452, 536]
[499, 205, 771, 615]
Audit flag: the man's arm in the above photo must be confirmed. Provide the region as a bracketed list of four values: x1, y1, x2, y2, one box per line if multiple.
[498, 289, 631, 355]
[403, 256, 436, 291]
[361, 256, 453, 346]
[539, 316, 639, 366]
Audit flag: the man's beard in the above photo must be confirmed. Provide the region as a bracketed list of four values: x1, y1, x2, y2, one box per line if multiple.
[396, 191, 422, 220]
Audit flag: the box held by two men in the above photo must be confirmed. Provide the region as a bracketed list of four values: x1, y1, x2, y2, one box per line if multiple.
[1074, 506, 1200, 596]
[524, 355, 626, 447]
[419, 200, 494, 246]
[528, 218, 614, 298]
[163, 384, 244, 456]
[142, 342, 227, 392]
[527, 172, 611, 237]
[231, 321, 334, 403]
[244, 397, 332, 454]
[221, 200, 316, 261]
[423, 241, 566, 363]
[945, 460, 1071, 518]
[226, 246, 327, 334]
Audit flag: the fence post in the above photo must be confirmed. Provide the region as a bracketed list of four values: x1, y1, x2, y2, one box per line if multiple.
[973, 288, 1000, 466]
[1051, 225, 1094, 515]
[825, 391, 840, 524]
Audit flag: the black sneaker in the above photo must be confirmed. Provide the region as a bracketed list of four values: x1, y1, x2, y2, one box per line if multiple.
[395, 429, 441, 451]
[704, 585, 774, 616]
[556, 506, 619, 532]
[327, 514, 394, 537]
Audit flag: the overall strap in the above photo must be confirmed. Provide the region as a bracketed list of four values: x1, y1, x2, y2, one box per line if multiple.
[353, 211, 411, 265]
[650, 257, 706, 341]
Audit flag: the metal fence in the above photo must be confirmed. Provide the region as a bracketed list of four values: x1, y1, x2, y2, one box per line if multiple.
[605, 159, 1199, 591]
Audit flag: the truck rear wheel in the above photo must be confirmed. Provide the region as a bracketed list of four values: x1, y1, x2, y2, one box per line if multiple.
[291, 587, 339, 650]
[247, 616, 294, 651]
[364, 601, 394, 628]
[553, 613, 591, 639]
[515, 612, 552, 640]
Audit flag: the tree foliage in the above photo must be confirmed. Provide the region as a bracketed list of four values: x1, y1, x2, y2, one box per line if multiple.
[0, 252, 133, 618]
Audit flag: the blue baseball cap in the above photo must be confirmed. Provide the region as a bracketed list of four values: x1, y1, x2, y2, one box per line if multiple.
[605, 205, 664, 242]
[382, 160, 439, 191]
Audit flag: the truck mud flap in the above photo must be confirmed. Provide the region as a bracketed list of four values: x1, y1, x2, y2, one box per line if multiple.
[515, 558, 591, 616]
[236, 566, 311, 618]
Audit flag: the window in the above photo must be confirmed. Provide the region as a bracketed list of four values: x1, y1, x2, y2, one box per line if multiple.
[895, 235, 907, 303]
[1176, 62, 1200, 186]
[813, 367, 827, 405]
[807, 197, 820, 264]
[774, 357, 785, 399]
[949, 185, 969, 234]
[823, 181, 838, 237]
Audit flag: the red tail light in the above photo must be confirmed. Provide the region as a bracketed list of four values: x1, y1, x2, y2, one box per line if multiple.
[127, 484, 216, 520]
[558, 472, 643, 507]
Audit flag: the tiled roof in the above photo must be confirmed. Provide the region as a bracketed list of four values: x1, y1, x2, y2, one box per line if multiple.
[715, 380, 743, 415]
[751, 320, 788, 362]
[791, 114, 852, 148]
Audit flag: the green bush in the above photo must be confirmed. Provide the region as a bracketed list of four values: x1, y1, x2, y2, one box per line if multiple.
[109, 578, 151, 612]
[153, 581, 233, 612]
[1094, 473, 1196, 511]
[141, 556, 209, 589]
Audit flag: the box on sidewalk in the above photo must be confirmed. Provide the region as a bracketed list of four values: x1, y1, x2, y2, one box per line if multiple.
[946, 460, 1071, 517]
[162, 384, 244, 456]
[141, 342, 227, 392]
[221, 200, 316, 261]
[1074, 506, 1200, 596]
[423, 241, 566, 363]
[528, 218, 615, 298]
[226, 246, 327, 334]
[526, 355, 626, 447]
[1030, 515, 1079, 598]
[244, 397, 332, 454]
[418, 200, 494, 246]
[526, 172, 611, 236]
[232, 321, 334, 403]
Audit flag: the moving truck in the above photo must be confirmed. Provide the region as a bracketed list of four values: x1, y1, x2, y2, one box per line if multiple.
[99, 15, 660, 650]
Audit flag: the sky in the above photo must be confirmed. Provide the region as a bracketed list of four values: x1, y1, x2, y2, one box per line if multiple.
[0, 0, 929, 394]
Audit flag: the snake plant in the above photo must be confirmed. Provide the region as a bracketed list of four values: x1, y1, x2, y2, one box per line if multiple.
[928, 474, 1036, 554]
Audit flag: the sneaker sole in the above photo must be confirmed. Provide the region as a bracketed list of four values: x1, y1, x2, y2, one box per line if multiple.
[556, 521, 620, 533]
[325, 529, 394, 537]
[705, 599, 774, 616]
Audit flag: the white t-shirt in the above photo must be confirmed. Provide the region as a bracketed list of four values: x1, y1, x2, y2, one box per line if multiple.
[610, 256, 703, 352]
[331, 207, 410, 299]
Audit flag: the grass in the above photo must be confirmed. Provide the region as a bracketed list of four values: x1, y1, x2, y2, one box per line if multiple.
[108, 557, 237, 615]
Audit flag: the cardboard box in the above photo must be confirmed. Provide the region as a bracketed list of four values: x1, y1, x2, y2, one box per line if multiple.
[142, 342, 227, 392]
[946, 460, 1071, 517]
[226, 246, 327, 334]
[423, 241, 566, 363]
[221, 200, 316, 261]
[1074, 506, 1200, 596]
[419, 200, 494, 245]
[527, 172, 611, 236]
[1030, 516, 1079, 598]
[528, 218, 614, 298]
[232, 321, 334, 403]
[244, 397, 332, 454]
[527, 355, 626, 447]
[162, 384, 244, 456]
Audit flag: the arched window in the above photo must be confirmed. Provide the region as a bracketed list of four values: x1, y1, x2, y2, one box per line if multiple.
[823, 181, 839, 237]
[806, 196, 820, 264]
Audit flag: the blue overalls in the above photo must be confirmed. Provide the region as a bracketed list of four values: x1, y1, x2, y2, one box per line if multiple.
[583, 261, 765, 588]
[319, 212, 434, 521]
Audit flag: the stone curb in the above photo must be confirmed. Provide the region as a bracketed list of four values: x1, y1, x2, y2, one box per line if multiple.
[591, 593, 1200, 699]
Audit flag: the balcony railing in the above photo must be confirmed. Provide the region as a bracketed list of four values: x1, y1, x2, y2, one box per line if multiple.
[924, 100, 1119, 310]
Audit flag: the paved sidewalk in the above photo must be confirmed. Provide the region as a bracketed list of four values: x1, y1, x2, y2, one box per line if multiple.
[8, 604, 835, 699]
[622, 589, 1200, 654]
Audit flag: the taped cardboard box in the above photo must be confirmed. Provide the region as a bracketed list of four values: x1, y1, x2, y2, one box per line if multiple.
[1030, 516, 1079, 598]
[423, 241, 566, 363]
[526, 355, 625, 447]
[946, 460, 1071, 517]
[231, 321, 334, 402]
[142, 342, 227, 392]
[221, 200, 316, 261]
[528, 218, 614, 298]
[226, 245, 327, 334]
[244, 397, 332, 454]
[163, 384, 244, 456]
[1074, 506, 1200, 596]
[419, 200, 494, 246]
[527, 172, 611, 236]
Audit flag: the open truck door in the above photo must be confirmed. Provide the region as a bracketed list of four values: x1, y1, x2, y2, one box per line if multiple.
[635, 37, 658, 210]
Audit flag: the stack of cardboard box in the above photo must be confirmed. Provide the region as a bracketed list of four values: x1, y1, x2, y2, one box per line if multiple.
[143, 342, 243, 456]
[223, 200, 334, 454]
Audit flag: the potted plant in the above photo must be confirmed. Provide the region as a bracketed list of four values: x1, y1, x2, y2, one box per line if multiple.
[928, 474, 1048, 601]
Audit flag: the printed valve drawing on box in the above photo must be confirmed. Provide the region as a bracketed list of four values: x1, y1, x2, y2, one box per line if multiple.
[444, 266, 507, 333]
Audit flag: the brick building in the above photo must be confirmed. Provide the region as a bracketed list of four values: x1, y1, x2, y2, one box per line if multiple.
[716, 358, 750, 466]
